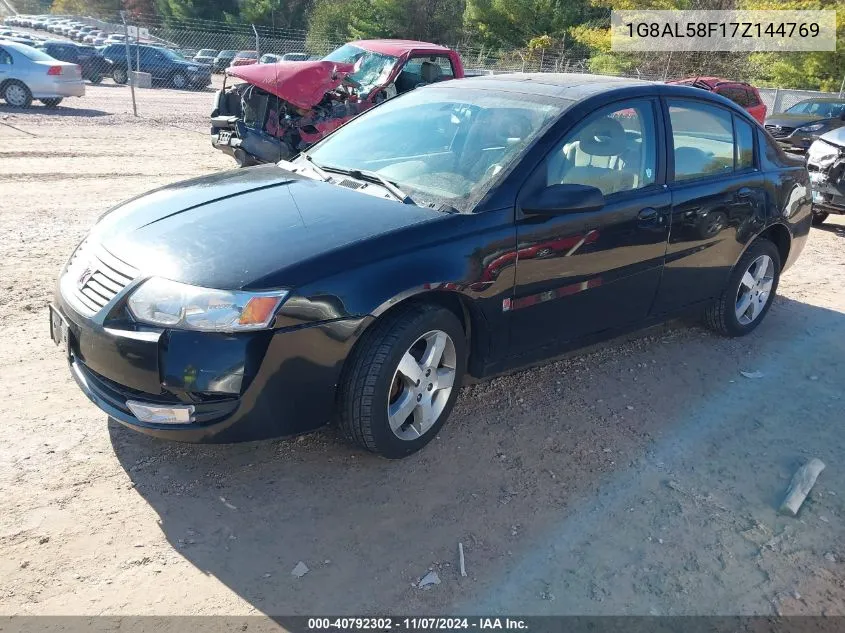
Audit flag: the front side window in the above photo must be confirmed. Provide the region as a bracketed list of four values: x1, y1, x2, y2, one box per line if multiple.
[306, 87, 568, 209]
[546, 101, 657, 196]
[0, 47, 11, 65]
[669, 100, 734, 181]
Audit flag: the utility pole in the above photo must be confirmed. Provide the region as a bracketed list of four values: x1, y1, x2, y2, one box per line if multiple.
[121, 11, 137, 117]
[252, 24, 260, 57]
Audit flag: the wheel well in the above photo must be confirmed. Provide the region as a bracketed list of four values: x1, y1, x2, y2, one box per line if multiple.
[369, 291, 487, 376]
[756, 223, 791, 270]
[0, 78, 24, 94]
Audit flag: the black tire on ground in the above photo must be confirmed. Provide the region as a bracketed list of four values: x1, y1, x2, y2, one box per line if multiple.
[88, 73, 103, 85]
[112, 67, 127, 84]
[704, 238, 781, 337]
[812, 211, 829, 226]
[2, 80, 32, 108]
[338, 302, 467, 459]
[40, 98, 63, 107]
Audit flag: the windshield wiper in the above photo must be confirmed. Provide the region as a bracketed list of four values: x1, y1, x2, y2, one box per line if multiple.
[309, 159, 416, 205]
[302, 153, 332, 182]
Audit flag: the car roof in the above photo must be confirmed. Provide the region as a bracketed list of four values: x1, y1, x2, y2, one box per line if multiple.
[352, 39, 451, 55]
[431, 72, 655, 100]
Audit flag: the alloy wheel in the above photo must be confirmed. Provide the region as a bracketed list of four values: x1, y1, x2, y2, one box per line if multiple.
[387, 329, 457, 441]
[735, 254, 774, 325]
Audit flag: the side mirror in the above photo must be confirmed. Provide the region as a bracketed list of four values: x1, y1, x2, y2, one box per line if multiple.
[522, 184, 605, 216]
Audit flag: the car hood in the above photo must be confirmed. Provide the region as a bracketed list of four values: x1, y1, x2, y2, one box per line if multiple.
[818, 126, 845, 147]
[226, 60, 356, 109]
[89, 165, 440, 290]
[764, 113, 829, 127]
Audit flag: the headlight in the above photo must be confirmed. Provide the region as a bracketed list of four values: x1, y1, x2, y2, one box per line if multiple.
[798, 123, 826, 133]
[127, 277, 288, 332]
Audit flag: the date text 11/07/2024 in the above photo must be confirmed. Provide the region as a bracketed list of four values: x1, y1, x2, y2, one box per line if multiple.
[624, 21, 821, 39]
[306, 618, 528, 630]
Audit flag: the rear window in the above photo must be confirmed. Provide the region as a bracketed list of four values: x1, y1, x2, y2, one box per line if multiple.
[17, 45, 56, 62]
[237, 51, 258, 59]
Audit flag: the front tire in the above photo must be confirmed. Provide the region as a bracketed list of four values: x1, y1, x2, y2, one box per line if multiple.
[338, 303, 467, 458]
[2, 80, 32, 108]
[40, 98, 63, 107]
[704, 239, 780, 337]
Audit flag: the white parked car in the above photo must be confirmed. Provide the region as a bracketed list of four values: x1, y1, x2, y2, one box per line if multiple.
[0, 40, 85, 107]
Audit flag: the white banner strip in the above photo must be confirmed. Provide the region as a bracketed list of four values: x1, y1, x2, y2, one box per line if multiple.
[611, 10, 837, 52]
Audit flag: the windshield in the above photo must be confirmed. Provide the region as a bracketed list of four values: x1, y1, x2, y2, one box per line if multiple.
[238, 51, 258, 59]
[323, 43, 398, 95]
[219, 50, 237, 57]
[161, 48, 186, 61]
[786, 100, 845, 118]
[198, 49, 215, 56]
[305, 86, 568, 210]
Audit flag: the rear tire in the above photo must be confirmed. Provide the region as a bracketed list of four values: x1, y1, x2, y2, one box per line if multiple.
[2, 80, 32, 108]
[112, 67, 128, 85]
[88, 73, 103, 85]
[704, 239, 781, 337]
[40, 98, 63, 107]
[812, 211, 829, 226]
[338, 303, 467, 458]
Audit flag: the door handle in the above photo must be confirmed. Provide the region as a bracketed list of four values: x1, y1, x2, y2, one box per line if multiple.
[736, 187, 753, 198]
[637, 207, 659, 222]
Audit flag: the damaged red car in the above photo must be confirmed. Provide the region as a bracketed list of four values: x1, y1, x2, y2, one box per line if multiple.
[210, 39, 464, 166]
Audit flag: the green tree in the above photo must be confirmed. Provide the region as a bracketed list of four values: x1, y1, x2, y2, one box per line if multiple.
[464, 0, 604, 47]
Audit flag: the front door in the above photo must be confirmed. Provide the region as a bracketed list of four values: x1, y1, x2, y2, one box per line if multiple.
[509, 98, 670, 354]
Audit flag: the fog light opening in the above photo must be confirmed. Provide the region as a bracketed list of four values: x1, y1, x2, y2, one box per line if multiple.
[126, 400, 195, 425]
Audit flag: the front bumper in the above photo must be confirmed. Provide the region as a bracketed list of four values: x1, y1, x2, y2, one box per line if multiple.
[809, 166, 845, 213]
[52, 293, 370, 442]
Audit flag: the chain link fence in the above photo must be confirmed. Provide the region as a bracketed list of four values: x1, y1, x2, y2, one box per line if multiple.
[5, 8, 842, 116]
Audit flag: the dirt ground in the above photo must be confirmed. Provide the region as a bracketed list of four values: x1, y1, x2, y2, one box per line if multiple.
[1, 82, 844, 617]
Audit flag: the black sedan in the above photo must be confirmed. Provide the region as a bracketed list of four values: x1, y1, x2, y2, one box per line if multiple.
[51, 75, 812, 458]
[764, 98, 845, 152]
[39, 40, 112, 84]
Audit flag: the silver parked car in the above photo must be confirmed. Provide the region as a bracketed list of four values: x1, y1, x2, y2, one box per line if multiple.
[0, 40, 85, 107]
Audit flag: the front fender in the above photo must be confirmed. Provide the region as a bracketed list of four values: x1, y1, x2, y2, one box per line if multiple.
[275, 207, 517, 366]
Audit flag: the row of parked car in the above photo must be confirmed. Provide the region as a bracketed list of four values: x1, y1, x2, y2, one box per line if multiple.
[5, 14, 127, 47]
[188, 49, 312, 73]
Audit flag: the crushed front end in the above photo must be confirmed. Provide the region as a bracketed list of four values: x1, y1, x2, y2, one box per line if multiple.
[210, 61, 374, 166]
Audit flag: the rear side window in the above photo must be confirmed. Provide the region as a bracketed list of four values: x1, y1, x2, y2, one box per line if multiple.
[669, 100, 734, 181]
[734, 117, 755, 170]
[718, 87, 749, 107]
[403, 55, 455, 80]
[745, 88, 761, 107]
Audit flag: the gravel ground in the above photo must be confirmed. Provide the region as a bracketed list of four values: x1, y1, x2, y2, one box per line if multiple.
[1, 83, 844, 616]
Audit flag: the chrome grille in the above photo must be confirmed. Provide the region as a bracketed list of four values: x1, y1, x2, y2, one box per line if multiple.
[765, 125, 794, 139]
[64, 240, 139, 315]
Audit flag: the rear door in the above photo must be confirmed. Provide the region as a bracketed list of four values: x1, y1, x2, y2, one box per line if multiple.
[653, 98, 766, 313]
